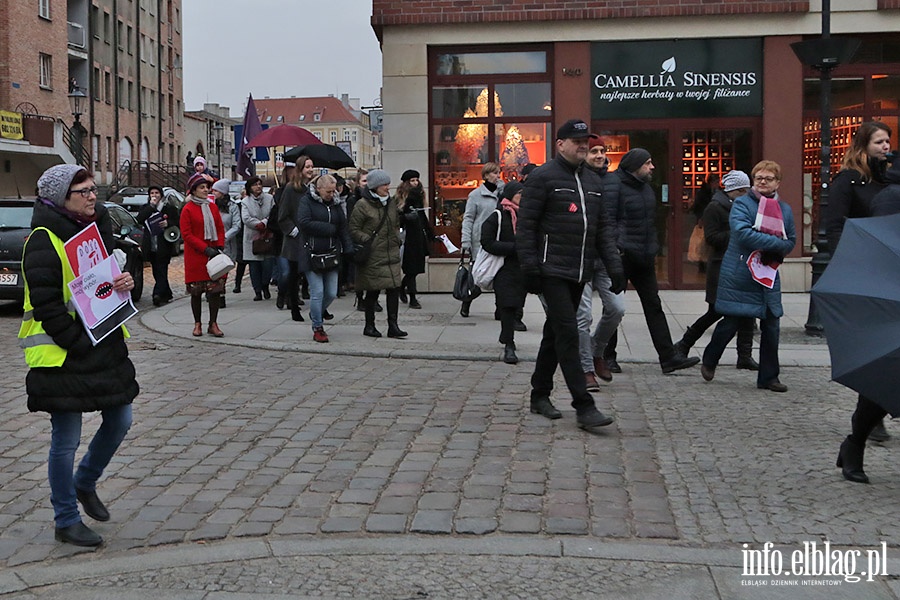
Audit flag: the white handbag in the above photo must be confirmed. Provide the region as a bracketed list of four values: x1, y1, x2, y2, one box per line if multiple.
[471, 210, 505, 291]
[206, 253, 235, 280]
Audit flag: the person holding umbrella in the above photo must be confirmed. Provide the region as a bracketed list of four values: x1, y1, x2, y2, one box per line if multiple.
[833, 149, 896, 484]
[699, 160, 796, 393]
[825, 121, 893, 446]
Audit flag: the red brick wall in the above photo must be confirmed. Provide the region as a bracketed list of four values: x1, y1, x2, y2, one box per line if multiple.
[372, 1, 810, 32]
[879, 0, 900, 8]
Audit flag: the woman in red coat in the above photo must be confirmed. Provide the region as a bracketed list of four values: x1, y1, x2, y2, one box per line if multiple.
[180, 173, 226, 337]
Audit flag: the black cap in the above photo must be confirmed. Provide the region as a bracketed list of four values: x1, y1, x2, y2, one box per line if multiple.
[556, 119, 591, 140]
[501, 181, 524, 200]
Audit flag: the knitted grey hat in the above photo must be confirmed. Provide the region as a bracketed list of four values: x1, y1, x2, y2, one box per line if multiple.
[366, 169, 391, 190]
[37, 164, 87, 207]
[722, 170, 751, 192]
[211, 179, 231, 195]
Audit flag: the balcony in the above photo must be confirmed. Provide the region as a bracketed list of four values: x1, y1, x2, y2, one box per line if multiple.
[67, 21, 86, 49]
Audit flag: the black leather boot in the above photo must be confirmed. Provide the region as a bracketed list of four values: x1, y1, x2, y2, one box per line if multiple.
[837, 436, 869, 483]
[675, 325, 701, 356]
[387, 320, 408, 338]
[460, 300, 471, 317]
[503, 343, 518, 364]
[363, 304, 381, 337]
[736, 327, 758, 370]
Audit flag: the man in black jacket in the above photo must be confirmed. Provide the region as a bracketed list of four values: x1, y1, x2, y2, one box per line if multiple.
[603, 148, 699, 374]
[517, 119, 626, 430]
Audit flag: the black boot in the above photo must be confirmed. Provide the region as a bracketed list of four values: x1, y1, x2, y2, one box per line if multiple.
[290, 296, 304, 322]
[837, 436, 869, 483]
[675, 325, 702, 356]
[363, 302, 381, 337]
[276, 292, 286, 310]
[387, 320, 408, 338]
[503, 343, 518, 364]
[460, 299, 471, 318]
[355, 291, 366, 312]
[736, 326, 758, 370]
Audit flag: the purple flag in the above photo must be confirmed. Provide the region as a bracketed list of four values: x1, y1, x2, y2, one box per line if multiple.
[236, 94, 262, 180]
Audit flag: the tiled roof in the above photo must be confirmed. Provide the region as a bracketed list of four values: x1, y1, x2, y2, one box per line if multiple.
[254, 96, 360, 126]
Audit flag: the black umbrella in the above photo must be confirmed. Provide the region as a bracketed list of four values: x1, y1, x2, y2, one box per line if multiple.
[283, 144, 355, 170]
[811, 213, 900, 416]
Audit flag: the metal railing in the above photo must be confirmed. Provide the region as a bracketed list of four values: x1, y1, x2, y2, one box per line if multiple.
[115, 160, 190, 191]
[67, 21, 86, 49]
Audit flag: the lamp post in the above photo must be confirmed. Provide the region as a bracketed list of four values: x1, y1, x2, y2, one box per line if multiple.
[67, 87, 88, 167]
[213, 122, 224, 179]
[790, 0, 859, 336]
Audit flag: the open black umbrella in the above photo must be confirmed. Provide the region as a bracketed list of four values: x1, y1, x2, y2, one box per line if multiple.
[283, 144, 355, 170]
[811, 213, 900, 416]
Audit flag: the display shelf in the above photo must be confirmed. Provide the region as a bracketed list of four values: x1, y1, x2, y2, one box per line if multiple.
[681, 129, 737, 206]
[603, 134, 630, 171]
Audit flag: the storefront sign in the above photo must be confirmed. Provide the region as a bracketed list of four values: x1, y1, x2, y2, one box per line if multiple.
[591, 38, 762, 119]
[0, 110, 23, 140]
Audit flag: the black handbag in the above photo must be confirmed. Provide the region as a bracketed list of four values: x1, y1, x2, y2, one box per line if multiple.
[452, 253, 481, 302]
[310, 250, 340, 272]
[353, 206, 389, 265]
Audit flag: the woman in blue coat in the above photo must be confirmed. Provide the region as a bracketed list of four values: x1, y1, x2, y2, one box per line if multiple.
[700, 160, 796, 392]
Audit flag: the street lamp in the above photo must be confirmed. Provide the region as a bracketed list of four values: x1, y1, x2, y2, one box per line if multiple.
[790, 0, 859, 336]
[67, 87, 88, 167]
[213, 123, 224, 179]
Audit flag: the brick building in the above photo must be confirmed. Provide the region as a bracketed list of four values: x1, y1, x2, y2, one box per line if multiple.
[371, 0, 900, 292]
[0, 0, 185, 195]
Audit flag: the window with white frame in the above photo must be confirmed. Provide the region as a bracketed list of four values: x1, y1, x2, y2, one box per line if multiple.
[39, 0, 51, 20]
[314, 131, 322, 140]
[330, 130, 337, 143]
[351, 130, 357, 142]
[343, 129, 350, 141]
[313, 113, 321, 122]
[39, 53, 52, 89]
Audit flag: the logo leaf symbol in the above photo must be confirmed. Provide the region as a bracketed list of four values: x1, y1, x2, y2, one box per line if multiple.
[661, 57, 676, 74]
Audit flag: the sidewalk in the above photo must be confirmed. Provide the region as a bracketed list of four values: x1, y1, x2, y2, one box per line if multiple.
[140, 279, 830, 367]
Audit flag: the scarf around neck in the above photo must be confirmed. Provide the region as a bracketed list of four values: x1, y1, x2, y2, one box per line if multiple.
[39, 197, 97, 227]
[190, 194, 218, 242]
[499, 198, 519, 232]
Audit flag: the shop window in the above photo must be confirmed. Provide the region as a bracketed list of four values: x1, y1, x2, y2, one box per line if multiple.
[429, 46, 551, 251]
[435, 51, 546, 75]
[803, 77, 865, 112]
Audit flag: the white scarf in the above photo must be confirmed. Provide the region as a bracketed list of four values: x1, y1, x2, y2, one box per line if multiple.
[376, 193, 389, 206]
[190, 194, 218, 242]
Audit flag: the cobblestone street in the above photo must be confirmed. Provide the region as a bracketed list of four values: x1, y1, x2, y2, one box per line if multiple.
[0, 280, 897, 598]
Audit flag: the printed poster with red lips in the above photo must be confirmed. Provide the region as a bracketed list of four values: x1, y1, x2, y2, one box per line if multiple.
[64, 224, 138, 345]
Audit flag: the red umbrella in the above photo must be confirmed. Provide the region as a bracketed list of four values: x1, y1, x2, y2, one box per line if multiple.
[244, 125, 321, 149]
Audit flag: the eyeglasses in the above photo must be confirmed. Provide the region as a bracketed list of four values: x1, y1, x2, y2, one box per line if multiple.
[753, 176, 777, 183]
[69, 186, 98, 198]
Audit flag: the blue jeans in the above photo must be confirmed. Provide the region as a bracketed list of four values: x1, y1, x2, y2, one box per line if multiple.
[275, 256, 290, 295]
[305, 268, 339, 329]
[703, 309, 780, 387]
[49, 404, 132, 528]
[248, 258, 274, 293]
[576, 266, 626, 373]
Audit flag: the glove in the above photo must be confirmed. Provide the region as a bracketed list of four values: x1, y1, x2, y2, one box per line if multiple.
[609, 271, 627, 295]
[289, 227, 299, 238]
[204, 247, 219, 258]
[255, 222, 266, 231]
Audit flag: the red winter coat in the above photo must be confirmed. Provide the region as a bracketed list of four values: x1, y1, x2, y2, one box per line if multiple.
[180, 199, 225, 283]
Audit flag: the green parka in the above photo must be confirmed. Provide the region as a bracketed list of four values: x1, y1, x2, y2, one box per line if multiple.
[349, 187, 402, 291]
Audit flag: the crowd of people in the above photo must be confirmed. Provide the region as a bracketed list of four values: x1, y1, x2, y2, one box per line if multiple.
[20, 118, 894, 547]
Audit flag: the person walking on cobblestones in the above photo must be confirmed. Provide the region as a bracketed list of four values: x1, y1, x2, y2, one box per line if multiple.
[517, 118, 625, 430]
[576, 135, 626, 389]
[20, 164, 138, 547]
[700, 160, 795, 393]
[674, 170, 758, 370]
[460, 163, 503, 318]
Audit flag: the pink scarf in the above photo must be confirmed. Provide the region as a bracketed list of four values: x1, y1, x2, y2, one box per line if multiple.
[753, 192, 786, 239]
[500, 199, 519, 232]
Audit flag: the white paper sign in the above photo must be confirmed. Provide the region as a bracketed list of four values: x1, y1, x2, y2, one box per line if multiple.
[747, 250, 778, 289]
[67, 256, 138, 345]
[438, 234, 459, 254]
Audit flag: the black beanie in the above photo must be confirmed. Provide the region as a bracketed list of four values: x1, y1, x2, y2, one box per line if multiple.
[501, 181, 524, 200]
[401, 169, 420, 182]
[618, 148, 652, 173]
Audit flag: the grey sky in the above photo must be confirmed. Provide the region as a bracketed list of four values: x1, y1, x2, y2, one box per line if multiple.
[182, 0, 383, 116]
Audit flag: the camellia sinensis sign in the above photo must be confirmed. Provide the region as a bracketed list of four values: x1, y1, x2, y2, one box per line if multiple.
[591, 38, 763, 120]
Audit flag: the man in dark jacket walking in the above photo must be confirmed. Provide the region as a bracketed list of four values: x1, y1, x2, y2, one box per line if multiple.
[517, 119, 626, 430]
[603, 148, 699, 374]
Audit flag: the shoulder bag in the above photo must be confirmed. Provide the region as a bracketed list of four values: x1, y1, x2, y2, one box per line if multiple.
[471, 210, 505, 290]
[353, 207, 389, 265]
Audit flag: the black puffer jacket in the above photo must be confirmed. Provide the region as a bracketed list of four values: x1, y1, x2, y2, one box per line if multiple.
[481, 205, 525, 308]
[615, 168, 659, 262]
[586, 162, 621, 271]
[23, 201, 139, 413]
[296, 187, 354, 274]
[824, 157, 888, 252]
[517, 154, 622, 283]
[870, 161, 900, 216]
[700, 189, 733, 305]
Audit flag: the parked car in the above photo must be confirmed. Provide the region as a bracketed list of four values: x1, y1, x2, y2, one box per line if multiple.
[0, 197, 37, 303]
[103, 202, 146, 301]
[0, 199, 146, 304]
[109, 186, 186, 217]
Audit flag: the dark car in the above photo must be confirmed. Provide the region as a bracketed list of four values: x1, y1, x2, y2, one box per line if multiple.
[109, 186, 186, 217]
[0, 198, 37, 303]
[103, 202, 145, 301]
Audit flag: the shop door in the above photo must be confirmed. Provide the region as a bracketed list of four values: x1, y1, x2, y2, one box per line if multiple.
[594, 122, 756, 288]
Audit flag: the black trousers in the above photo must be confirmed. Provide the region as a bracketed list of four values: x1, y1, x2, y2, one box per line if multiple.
[604, 253, 676, 364]
[530, 277, 595, 412]
[850, 395, 888, 445]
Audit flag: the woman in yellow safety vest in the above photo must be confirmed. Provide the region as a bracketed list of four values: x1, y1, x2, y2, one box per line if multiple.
[19, 164, 139, 547]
